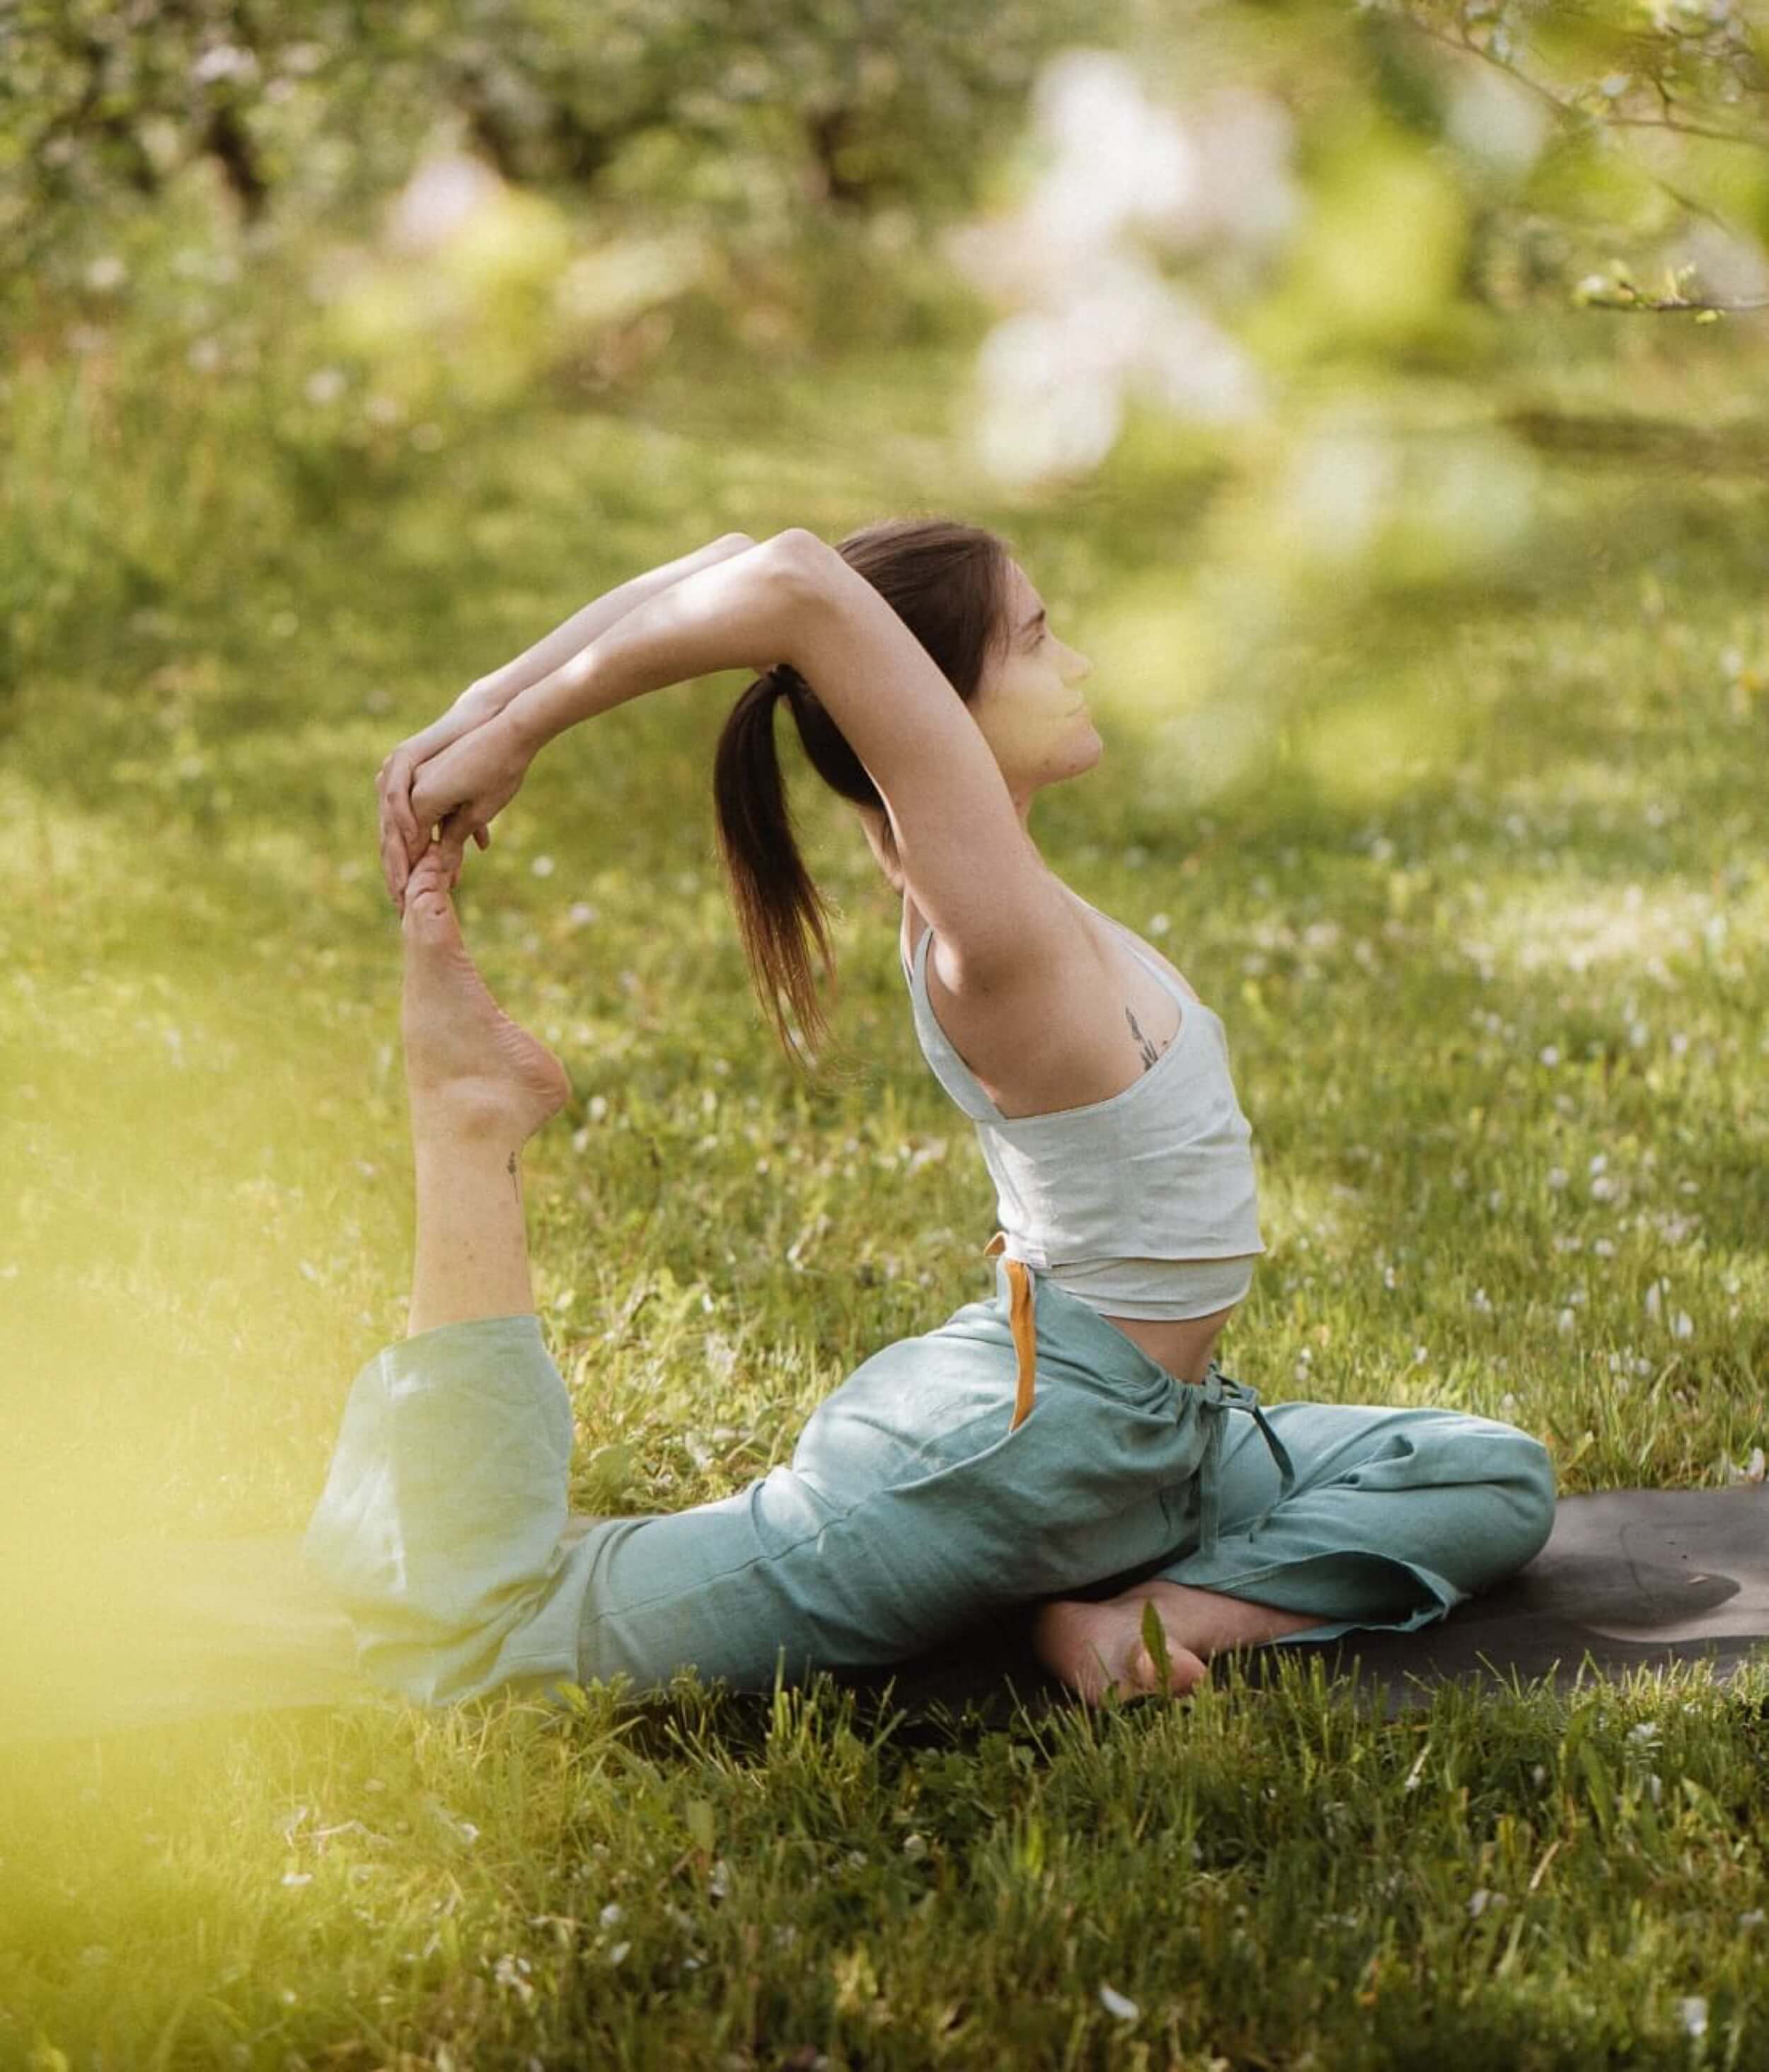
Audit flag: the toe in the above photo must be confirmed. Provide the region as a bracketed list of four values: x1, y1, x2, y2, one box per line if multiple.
[402, 855, 456, 934]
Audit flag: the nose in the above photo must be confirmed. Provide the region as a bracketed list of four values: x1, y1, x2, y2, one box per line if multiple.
[1068, 643, 1092, 683]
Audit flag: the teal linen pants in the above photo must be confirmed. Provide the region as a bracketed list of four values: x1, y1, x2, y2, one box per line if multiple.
[302, 1255, 1557, 1706]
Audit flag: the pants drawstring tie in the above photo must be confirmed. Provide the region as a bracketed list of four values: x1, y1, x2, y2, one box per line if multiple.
[1188, 1363, 1296, 1558]
[983, 1233, 1296, 1555]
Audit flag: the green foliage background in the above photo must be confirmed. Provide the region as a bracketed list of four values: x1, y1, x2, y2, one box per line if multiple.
[3, 3, 1768, 2067]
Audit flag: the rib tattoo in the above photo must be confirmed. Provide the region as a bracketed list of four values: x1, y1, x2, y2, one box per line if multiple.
[1125, 1005, 1163, 1072]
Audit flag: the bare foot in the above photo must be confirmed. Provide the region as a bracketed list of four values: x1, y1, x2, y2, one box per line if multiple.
[1032, 1590, 1209, 1707]
[400, 850, 570, 1143]
[1033, 1580, 1325, 1707]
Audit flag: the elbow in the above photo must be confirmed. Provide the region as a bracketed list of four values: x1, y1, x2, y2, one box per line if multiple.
[746, 530, 846, 671]
[766, 527, 841, 591]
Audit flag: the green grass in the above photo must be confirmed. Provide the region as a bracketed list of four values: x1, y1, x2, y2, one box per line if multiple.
[2, 329, 1768, 2069]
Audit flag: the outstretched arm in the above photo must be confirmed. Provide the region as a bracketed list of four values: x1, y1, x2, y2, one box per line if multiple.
[376, 532, 756, 904]
[499, 531, 816, 751]
[471, 530, 761, 708]
[400, 531, 823, 891]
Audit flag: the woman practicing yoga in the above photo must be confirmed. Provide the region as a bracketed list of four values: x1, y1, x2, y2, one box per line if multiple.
[310, 518, 1557, 1709]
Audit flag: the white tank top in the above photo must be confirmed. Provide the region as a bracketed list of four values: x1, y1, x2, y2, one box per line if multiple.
[901, 891, 1264, 1320]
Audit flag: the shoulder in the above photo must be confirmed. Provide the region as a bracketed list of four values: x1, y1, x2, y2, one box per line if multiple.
[905, 880, 1102, 1006]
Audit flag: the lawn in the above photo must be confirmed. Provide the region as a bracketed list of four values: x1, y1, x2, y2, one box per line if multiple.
[2, 329, 1766, 2071]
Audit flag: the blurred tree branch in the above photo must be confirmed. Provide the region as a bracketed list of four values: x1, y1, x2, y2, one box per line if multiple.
[1388, 0, 1769, 313]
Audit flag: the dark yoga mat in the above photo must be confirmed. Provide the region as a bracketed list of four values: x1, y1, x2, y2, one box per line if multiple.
[836, 1487, 1769, 1723]
[8, 1490, 1763, 1739]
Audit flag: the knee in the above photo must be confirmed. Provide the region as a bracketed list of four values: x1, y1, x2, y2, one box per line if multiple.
[1475, 1431, 1557, 1582]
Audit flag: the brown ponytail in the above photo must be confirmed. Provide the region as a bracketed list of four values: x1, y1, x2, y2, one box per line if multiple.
[711, 514, 1014, 1072]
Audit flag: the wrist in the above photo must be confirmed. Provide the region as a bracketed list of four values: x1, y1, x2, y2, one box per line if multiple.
[507, 642, 633, 753]
[461, 676, 510, 714]
[499, 696, 549, 764]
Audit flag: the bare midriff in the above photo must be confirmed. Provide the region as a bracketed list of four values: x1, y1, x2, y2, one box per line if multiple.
[1097, 1304, 1238, 1389]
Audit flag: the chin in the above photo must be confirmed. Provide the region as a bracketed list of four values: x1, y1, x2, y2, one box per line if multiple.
[1042, 735, 1104, 790]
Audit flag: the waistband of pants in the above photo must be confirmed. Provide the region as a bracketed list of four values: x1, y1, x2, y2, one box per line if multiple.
[982, 1232, 1296, 1556]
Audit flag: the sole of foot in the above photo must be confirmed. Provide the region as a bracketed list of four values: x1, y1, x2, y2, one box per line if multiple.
[400, 850, 571, 1142]
[1032, 1594, 1211, 1707]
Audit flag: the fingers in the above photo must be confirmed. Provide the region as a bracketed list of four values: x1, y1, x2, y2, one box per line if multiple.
[384, 752, 426, 871]
[431, 807, 473, 888]
[376, 765, 411, 908]
[376, 749, 430, 908]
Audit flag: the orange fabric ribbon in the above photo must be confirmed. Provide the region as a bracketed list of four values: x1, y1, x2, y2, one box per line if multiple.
[984, 1232, 1037, 1432]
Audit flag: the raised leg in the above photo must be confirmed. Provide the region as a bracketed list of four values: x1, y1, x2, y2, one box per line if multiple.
[398, 850, 570, 1335]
